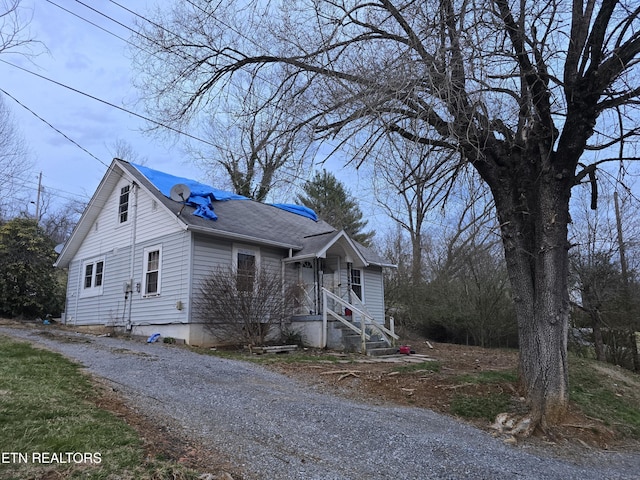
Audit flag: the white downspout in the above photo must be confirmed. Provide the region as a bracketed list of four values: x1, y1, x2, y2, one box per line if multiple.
[126, 182, 139, 329]
[73, 265, 81, 326]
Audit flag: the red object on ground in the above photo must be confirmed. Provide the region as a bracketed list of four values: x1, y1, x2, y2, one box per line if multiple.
[399, 345, 411, 355]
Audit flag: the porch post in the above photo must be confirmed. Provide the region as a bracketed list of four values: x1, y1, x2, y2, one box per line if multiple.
[360, 313, 366, 354]
[322, 288, 327, 348]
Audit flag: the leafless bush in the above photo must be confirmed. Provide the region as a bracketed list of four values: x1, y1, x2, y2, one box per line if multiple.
[194, 265, 300, 346]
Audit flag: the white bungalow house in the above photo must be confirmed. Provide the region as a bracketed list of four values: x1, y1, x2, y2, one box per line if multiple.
[55, 159, 397, 351]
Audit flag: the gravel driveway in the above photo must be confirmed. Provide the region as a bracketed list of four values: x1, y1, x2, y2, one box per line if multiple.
[2, 326, 638, 480]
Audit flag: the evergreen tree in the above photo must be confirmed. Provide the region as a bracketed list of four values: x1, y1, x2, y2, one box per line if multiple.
[297, 171, 374, 246]
[0, 218, 65, 318]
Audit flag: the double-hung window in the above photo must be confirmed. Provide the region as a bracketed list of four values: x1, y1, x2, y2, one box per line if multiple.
[233, 246, 259, 292]
[142, 246, 162, 297]
[119, 185, 130, 223]
[81, 257, 105, 297]
[351, 268, 362, 300]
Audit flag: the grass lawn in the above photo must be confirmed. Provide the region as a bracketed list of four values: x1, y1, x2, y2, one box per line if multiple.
[0, 335, 199, 480]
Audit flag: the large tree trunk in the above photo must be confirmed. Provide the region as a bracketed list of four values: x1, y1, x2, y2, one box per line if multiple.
[410, 230, 422, 285]
[487, 156, 573, 427]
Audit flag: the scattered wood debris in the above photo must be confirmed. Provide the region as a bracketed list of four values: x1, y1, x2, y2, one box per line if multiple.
[320, 369, 362, 381]
[249, 345, 298, 355]
[320, 369, 362, 376]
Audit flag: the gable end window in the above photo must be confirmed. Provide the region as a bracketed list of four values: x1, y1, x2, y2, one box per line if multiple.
[81, 258, 105, 297]
[142, 246, 162, 297]
[119, 185, 130, 223]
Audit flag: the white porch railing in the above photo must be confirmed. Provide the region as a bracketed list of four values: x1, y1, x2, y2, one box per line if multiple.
[321, 287, 398, 353]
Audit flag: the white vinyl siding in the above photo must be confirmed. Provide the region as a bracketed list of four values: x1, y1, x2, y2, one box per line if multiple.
[129, 233, 190, 325]
[191, 235, 232, 286]
[65, 231, 190, 327]
[190, 237, 285, 323]
[65, 249, 129, 325]
[363, 267, 385, 324]
[74, 180, 182, 261]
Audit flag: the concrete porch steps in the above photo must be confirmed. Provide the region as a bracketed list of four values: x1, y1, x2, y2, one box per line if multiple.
[340, 330, 396, 356]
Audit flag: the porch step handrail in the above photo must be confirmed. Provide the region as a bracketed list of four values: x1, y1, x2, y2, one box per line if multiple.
[348, 288, 399, 343]
[321, 288, 397, 352]
[322, 288, 368, 351]
[325, 307, 371, 340]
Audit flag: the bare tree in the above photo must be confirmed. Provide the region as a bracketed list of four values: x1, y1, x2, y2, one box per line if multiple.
[570, 184, 640, 369]
[189, 80, 315, 201]
[0, 94, 31, 219]
[109, 139, 148, 166]
[0, 0, 33, 54]
[0, 0, 38, 219]
[373, 141, 443, 283]
[194, 265, 301, 346]
[131, 10, 315, 201]
[40, 198, 85, 245]
[132, 0, 640, 428]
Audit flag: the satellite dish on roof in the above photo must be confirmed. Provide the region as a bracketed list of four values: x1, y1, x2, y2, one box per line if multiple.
[169, 184, 191, 202]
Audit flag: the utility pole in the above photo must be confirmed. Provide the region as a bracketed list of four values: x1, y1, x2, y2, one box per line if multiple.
[35, 171, 42, 223]
[614, 191, 639, 372]
[614, 191, 628, 283]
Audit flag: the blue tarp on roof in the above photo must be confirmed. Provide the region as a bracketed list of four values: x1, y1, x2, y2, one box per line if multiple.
[133, 163, 248, 220]
[132, 163, 318, 221]
[270, 204, 318, 222]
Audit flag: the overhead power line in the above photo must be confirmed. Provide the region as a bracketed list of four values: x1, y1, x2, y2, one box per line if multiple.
[0, 86, 109, 168]
[45, 0, 131, 46]
[0, 59, 219, 149]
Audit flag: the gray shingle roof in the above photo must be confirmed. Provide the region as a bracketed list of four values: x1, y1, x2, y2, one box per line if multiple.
[54, 159, 390, 268]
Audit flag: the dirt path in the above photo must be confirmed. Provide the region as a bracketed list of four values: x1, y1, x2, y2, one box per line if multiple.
[2, 325, 639, 480]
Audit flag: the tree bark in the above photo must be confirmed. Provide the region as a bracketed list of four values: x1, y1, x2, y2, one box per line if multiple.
[485, 156, 573, 426]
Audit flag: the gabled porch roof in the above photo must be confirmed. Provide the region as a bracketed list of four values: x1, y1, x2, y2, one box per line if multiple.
[285, 230, 390, 268]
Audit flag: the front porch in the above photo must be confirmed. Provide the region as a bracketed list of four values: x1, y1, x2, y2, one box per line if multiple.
[289, 288, 398, 354]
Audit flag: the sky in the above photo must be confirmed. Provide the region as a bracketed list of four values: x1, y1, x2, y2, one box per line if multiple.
[1, 0, 380, 227]
[1, 0, 210, 214]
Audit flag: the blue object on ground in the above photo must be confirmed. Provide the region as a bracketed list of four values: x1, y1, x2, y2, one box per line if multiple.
[147, 333, 161, 343]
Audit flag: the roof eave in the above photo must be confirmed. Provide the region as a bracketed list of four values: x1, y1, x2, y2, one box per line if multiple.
[54, 160, 122, 268]
[186, 224, 302, 250]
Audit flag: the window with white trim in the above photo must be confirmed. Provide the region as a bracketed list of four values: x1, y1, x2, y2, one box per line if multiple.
[233, 245, 259, 292]
[81, 257, 105, 297]
[118, 185, 130, 223]
[142, 246, 162, 297]
[351, 268, 362, 300]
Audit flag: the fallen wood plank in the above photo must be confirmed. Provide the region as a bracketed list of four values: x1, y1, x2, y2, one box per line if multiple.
[250, 345, 298, 354]
[338, 372, 360, 381]
[320, 369, 362, 375]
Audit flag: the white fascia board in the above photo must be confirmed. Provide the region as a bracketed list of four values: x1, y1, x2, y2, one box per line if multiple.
[317, 230, 368, 266]
[186, 224, 301, 250]
[54, 161, 121, 268]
